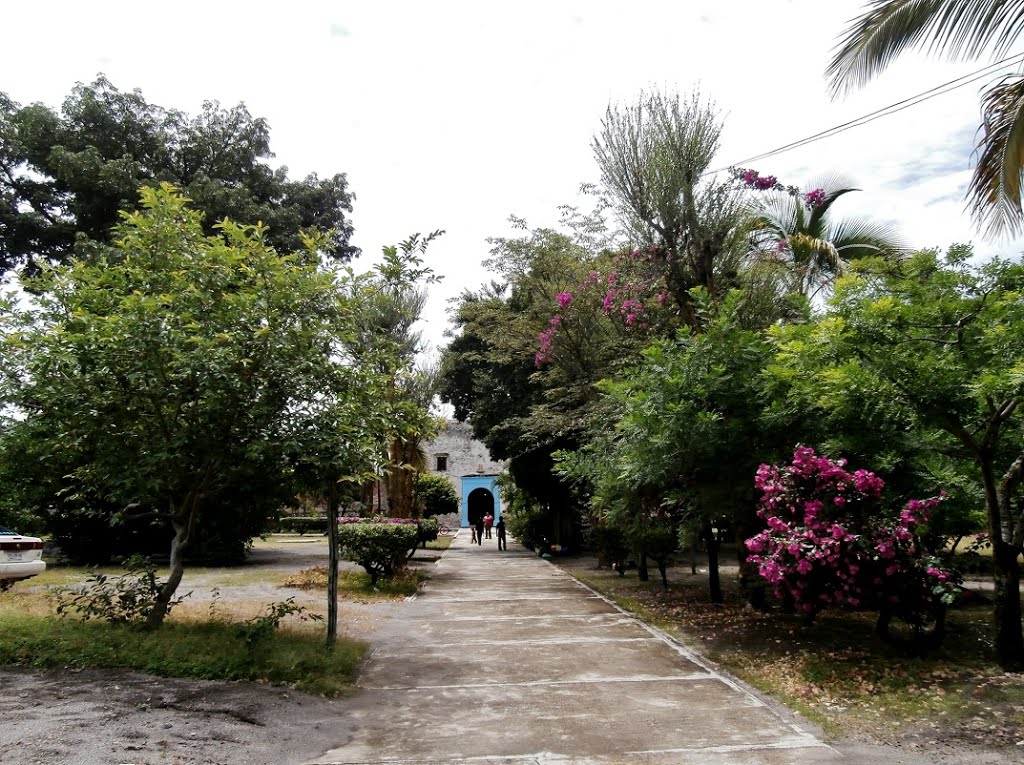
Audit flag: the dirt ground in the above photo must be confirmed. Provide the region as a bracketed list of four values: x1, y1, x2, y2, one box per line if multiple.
[0, 536, 389, 765]
[2, 537, 1022, 765]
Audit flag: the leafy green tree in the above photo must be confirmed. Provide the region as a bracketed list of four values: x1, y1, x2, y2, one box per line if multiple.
[0, 76, 357, 271]
[439, 225, 618, 545]
[346, 232, 443, 518]
[414, 472, 460, 518]
[766, 247, 1024, 669]
[0, 185, 369, 628]
[557, 290, 777, 600]
[827, 0, 1024, 236]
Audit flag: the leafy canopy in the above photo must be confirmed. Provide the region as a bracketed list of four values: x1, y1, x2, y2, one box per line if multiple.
[0, 75, 357, 271]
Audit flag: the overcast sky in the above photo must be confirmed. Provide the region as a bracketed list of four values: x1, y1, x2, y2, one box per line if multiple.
[5, 1, 1023, 355]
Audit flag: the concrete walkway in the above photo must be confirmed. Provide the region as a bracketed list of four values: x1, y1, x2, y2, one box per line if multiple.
[310, 532, 842, 765]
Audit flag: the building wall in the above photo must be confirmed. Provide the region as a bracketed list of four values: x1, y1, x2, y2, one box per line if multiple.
[424, 420, 506, 527]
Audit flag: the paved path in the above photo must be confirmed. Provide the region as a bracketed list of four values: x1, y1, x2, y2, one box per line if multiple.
[310, 533, 842, 765]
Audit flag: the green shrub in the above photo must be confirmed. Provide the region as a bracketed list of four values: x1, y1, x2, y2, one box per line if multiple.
[235, 598, 322, 657]
[414, 473, 459, 517]
[505, 504, 548, 553]
[336, 522, 419, 586]
[51, 554, 190, 625]
[631, 522, 679, 588]
[417, 517, 440, 547]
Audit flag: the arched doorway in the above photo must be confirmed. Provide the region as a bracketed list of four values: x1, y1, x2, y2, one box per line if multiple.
[467, 487, 494, 527]
[460, 475, 501, 527]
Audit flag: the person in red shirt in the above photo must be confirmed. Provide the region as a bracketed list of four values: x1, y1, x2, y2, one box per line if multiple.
[483, 513, 494, 539]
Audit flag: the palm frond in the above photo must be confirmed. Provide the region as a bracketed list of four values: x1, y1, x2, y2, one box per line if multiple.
[789, 233, 843, 270]
[970, 74, 1024, 237]
[827, 216, 907, 259]
[827, 0, 1024, 97]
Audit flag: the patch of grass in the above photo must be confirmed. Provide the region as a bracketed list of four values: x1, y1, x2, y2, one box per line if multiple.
[425, 536, 453, 551]
[557, 557, 1024, 749]
[282, 566, 426, 599]
[0, 611, 365, 696]
[30, 563, 288, 589]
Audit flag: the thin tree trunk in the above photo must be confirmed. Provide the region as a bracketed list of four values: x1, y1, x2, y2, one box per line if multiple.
[703, 518, 723, 605]
[326, 477, 339, 650]
[637, 551, 649, 582]
[146, 501, 196, 629]
[978, 453, 1024, 669]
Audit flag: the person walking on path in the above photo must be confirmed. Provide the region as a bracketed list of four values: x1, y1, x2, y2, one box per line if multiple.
[474, 516, 485, 546]
[483, 513, 494, 539]
[496, 517, 507, 550]
[470, 523, 478, 544]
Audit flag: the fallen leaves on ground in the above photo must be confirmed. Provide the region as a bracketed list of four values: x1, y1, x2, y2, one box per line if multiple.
[559, 557, 1024, 752]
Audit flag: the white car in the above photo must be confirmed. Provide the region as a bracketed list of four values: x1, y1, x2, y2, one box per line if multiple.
[0, 527, 46, 590]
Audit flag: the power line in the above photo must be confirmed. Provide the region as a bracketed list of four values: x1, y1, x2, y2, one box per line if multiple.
[710, 51, 1024, 175]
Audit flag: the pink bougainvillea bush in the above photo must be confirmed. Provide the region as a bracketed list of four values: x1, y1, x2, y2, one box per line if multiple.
[745, 446, 959, 643]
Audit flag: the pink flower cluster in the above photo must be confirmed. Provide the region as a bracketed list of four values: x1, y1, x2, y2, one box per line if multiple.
[739, 168, 781, 191]
[746, 446, 957, 620]
[803, 188, 826, 209]
[535, 314, 562, 367]
[534, 249, 668, 367]
[731, 167, 822, 209]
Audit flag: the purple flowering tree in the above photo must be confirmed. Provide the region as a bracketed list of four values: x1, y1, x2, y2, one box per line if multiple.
[746, 447, 959, 648]
[533, 247, 672, 367]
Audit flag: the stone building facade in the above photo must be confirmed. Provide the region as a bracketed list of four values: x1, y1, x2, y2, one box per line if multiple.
[423, 420, 506, 528]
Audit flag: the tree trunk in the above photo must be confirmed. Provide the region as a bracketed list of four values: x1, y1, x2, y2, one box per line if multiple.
[637, 551, 649, 582]
[326, 477, 339, 650]
[703, 519, 723, 605]
[992, 539, 1024, 670]
[146, 503, 196, 629]
[977, 451, 1024, 670]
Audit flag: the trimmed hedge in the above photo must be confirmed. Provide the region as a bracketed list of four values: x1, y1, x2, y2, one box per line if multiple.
[336, 522, 420, 586]
[416, 517, 440, 548]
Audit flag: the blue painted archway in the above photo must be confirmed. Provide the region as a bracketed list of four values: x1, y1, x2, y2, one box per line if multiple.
[460, 475, 501, 527]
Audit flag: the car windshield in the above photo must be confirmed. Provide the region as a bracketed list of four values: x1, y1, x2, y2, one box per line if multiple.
[0, 528, 16, 535]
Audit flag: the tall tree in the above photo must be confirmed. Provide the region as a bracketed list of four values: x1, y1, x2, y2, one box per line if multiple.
[557, 289, 779, 600]
[0, 75, 357, 271]
[827, 0, 1024, 237]
[0, 185, 371, 627]
[439, 226, 614, 543]
[346, 232, 444, 518]
[593, 89, 750, 330]
[767, 246, 1024, 669]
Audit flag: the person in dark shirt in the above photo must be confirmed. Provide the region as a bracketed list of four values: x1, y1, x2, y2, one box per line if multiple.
[474, 516, 484, 546]
[496, 517, 507, 551]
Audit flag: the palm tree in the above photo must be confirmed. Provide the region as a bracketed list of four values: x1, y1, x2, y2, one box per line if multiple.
[826, 0, 1024, 237]
[749, 175, 904, 298]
